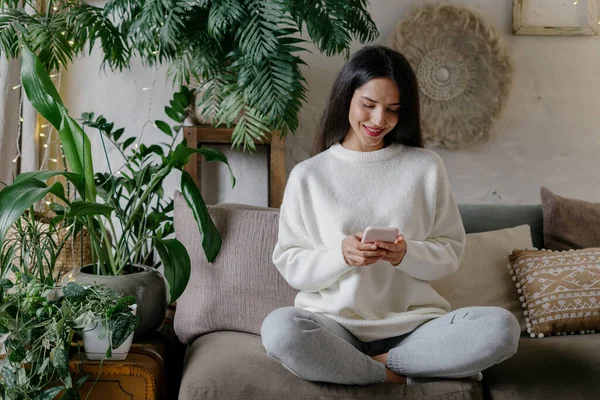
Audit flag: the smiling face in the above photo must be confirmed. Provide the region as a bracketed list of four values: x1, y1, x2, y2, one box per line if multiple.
[342, 77, 401, 152]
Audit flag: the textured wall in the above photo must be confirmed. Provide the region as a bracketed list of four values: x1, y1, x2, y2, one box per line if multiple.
[62, 0, 600, 206]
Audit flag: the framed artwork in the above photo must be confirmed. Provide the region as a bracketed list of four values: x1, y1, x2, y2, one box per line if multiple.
[513, 0, 599, 36]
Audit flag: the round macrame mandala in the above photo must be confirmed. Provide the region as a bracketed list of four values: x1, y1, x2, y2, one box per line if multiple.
[388, 5, 513, 149]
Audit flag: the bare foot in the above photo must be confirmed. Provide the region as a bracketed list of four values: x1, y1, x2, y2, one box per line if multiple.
[371, 353, 388, 365]
[384, 367, 407, 384]
[372, 353, 406, 384]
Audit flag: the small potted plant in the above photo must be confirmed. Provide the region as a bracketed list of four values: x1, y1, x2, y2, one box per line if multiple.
[0, 275, 82, 399]
[63, 282, 138, 361]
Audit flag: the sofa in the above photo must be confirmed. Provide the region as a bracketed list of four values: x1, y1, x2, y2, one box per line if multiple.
[171, 191, 600, 400]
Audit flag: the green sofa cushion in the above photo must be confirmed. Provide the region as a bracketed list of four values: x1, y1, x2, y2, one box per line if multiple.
[458, 204, 544, 249]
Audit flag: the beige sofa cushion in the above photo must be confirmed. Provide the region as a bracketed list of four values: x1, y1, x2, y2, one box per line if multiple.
[508, 247, 600, 338]
[432, 225, 533, 332]
[173, 194, 298, 345]
[541, 186, 600, 251]
[179, 331, 483, 400]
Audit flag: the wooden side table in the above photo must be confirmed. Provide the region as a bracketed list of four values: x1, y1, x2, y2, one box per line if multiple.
[183, 125, 286, 208]
[70, 340, 167, 400]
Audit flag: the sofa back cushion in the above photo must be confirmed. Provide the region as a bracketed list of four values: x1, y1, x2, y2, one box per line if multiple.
[173, 193, 297, 345]
[458, 204, 543, 249]
[541, 186, 600, 251]
[431, 225, 533, 332]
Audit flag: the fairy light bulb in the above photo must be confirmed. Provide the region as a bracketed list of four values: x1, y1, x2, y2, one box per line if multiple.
[12, 156, 18, 163]
[12, 84, 21, 90]
[40, 133, 45, 137]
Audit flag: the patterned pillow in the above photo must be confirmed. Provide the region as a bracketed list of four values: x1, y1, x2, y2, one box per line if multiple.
[508, 248, 600, 338]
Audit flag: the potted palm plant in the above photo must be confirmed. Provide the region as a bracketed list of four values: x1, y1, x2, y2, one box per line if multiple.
[0, 0, 378, 148]
[0, 46, 235, 336]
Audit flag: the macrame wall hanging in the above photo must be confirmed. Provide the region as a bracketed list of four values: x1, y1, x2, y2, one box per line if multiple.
[388, 5, 513, 149]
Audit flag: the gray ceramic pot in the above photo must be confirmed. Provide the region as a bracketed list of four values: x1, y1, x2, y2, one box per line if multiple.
[62, 265, 167, 338]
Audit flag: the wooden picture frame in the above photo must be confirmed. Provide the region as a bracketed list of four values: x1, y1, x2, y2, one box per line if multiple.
[513, 0, 599, 36]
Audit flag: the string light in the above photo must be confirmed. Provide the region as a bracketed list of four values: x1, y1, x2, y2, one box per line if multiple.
[50, 74, 59, 78]
[53, 6, 58, 11]
[41, 124, 49, 128]
[573, 0, 578, 4]
[68, 40, 74, 45]
[12, 84, 21, 90]
[43, 144, 48, 148]
[19, 117, 23, 122]
[40, 133, 45, 137]
[12, 156, 18, 163]
[152, 50, 159, 55]
[45, 201, 51, 205]
[142, 87, 153, 91]
[50, 158, 58, 163]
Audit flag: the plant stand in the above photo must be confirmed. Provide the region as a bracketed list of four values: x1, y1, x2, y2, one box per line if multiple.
[70, 336, 170, 400]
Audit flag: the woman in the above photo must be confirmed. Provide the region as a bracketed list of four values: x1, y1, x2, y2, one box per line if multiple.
[261, 45, 520, 386]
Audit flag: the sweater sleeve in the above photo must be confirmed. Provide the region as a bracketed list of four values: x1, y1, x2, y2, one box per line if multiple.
[272, 167, 353, 292]
[395, 157, 466, 281]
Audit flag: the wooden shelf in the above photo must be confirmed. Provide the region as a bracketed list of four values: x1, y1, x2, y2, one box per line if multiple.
[183, 125, 286, 208]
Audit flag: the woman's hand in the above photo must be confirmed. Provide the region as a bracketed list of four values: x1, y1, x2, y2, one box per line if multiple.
[342, 232, 387, 266]
[374, 234, 407, 266]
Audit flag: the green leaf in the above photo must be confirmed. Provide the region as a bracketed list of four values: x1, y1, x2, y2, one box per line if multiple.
[14, 170, 86, 200]
[122, 137, 136, 150]
[59, 112, 97, 201]
[0, 279, 13, 290]
[113, 128, 125, 141]
[110, 312, 137, 349]
[63, 282, 86, 299]
[154, 120, 172, 137]
[168, 148, 235, 187]
[180, 170, 223, 263]
[52, 347, 70, 378]
[75, 375, 89, 389]
[67, 201, 114, 217]
[164, 106, 181, 122]
[20, 45, 63, 128]
[37, 387, 66, 400]
[0, 179, 66, 248]
[154, 238, 190, 303]
[8, 345, 25, 363]
[60, 388, 81, 400]
[20, 46, 96, 201]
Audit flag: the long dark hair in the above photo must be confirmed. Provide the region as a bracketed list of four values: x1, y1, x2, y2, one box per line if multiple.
[313, 45, 423, 155]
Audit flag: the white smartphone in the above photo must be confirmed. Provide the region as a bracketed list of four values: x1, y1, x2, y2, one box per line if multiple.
[361, 226, 399, 244]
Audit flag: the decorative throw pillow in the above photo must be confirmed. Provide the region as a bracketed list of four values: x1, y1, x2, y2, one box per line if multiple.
[508, 248, 600, 338]
[541, 186, 600, 251]
[173, 193, 298, 345]
[431, 224, 533, 332]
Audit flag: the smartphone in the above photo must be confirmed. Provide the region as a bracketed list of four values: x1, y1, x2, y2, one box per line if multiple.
[361, 226, 399, 244]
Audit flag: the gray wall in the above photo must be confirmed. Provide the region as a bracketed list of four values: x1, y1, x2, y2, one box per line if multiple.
[62, 0, 600, 206]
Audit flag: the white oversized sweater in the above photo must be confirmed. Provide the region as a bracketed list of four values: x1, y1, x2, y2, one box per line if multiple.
[272, 142, 466, 342]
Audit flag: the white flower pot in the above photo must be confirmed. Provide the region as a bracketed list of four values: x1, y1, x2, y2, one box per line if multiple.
[81, 304, 137, 361]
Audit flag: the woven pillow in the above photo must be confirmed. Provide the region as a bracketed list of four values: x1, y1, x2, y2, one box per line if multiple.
[541, 186, 600, 251]
[508, 248, 600, 338]
[173, 193, 298, 345]
[432, 224, 533, 332]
